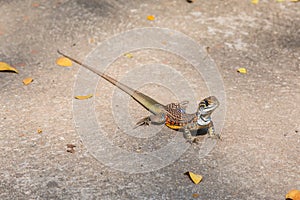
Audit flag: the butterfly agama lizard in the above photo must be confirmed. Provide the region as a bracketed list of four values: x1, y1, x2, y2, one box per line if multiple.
[58, 50, 220, 143]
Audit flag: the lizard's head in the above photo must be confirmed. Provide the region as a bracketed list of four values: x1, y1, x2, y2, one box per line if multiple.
[197, 96, 219, 117]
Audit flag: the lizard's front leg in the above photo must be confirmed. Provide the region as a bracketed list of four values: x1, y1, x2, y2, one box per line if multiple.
[183, 127, 200, 144]
[207, 121, 220, 139]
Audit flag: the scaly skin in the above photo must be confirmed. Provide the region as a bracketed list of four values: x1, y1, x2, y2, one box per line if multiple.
[57, 50, 220, 143]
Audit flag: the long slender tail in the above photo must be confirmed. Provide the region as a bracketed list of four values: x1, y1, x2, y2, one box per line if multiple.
[57, 50, 164, 114]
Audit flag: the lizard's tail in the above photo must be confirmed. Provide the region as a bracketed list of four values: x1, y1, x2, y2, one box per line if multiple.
[57, 50, 164, 114]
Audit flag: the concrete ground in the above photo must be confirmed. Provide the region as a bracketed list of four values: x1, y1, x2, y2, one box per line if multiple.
[0, 0, 299, 199]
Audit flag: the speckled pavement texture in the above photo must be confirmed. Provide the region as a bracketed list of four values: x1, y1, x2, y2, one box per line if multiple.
[0, 0, 299, 199]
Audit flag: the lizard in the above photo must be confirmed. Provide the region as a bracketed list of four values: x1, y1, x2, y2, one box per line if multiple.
[57, 50, 220, 143]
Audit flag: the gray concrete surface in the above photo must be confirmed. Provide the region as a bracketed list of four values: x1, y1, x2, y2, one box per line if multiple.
[0, 0, 299, 199]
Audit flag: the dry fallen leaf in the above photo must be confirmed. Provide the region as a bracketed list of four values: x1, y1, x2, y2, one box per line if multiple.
[251, 0, 259, 4]
[185, 172, 203, 184]
[23, 77, 33, 85]
[237, 67, 247, 74]
[89, 37, 95, 44]
[37, 129, 42, 134]
[147, 15, 155, 21]
[56, 56, 72, 67]
[124, 53, 133, 58]
[0, 62, 18, 73]
[192, 193, 200, 198]
[286, 189, 300, 200]
[74, 94, 93, 100]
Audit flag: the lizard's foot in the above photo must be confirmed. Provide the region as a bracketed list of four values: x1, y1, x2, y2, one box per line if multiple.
[207, 124, 221, 140]
[135, 117, 151, 127]
[193, 137, 202, 144]
[183, 129, 201, 144]
[185, 137, 201, 144]
[208, 133, 221, 140]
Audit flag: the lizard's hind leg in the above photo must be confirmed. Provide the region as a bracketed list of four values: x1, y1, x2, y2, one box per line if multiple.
[135, 116, 151, 127]
[135, 113, 166, 128]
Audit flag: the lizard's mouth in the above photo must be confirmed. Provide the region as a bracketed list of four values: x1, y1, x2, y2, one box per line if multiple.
[198, 96, 219, 115]
[199, 106, 216, 115]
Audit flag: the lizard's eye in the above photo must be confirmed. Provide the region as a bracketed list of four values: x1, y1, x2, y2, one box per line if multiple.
[204, 100, 209, 107]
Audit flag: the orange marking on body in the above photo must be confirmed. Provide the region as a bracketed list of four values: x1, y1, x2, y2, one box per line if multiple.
[165, 123, 182, 130]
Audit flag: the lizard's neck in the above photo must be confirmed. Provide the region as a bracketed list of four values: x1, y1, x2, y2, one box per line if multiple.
[196, 113, 211, 126]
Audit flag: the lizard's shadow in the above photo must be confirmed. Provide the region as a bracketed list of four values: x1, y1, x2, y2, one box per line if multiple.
[174, 128, 209, 136]
[195, 128, 209, 136]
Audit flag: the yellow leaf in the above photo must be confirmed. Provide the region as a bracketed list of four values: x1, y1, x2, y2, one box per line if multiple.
[124, 53, 133, 58]
[286, 189, 300, 200]
[192, 193, 200, 198]
[74, 94, 93, 100]
[0, 62, 18, 73]
[186, 172, 203, 184]
[56, 56, 72, 67]
[276, 0, 285, 2]
[147, 15, 155, 21]
[251, 0, 259, 4]
[290, 0, 299, 2]
[237, 67, 247, 74]
[23, 77, 33, 85]
[89, 38, 95, 43]
[37, 129, 42, 134]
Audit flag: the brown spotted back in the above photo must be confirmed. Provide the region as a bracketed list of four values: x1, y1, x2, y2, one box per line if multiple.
[164, 103, 196, 129]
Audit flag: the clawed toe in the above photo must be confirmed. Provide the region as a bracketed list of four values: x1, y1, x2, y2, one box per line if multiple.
[185, 137, 201, 144]
[135, 117, 151, 128]
[208, 134, 221, 140]
[193, 137, 201, 144]
[137, 121, 150, 126]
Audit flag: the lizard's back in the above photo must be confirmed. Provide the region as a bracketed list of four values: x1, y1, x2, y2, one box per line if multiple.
[164, 103, 197, 130]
